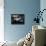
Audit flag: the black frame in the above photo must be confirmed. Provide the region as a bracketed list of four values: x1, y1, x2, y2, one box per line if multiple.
[11, 14, 25, 24]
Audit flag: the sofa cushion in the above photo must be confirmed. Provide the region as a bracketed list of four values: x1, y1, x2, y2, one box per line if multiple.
[17, 37, 25, 46]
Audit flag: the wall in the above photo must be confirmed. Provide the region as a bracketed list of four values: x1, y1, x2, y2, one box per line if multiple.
[40, 0, 46, 27]
[40, 0, 46, 45]
[4, 0, 40, 42]
[0, 0, 4, 42]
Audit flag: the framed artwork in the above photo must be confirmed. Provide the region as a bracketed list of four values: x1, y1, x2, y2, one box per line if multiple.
[11, 14, 25, 24]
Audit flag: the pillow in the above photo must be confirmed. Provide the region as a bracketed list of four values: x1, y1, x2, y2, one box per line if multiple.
[17, 37, 25, 46]
[23, 32, 34, 46]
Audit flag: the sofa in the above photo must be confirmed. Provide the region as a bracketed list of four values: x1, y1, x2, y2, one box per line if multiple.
[2, 25, 46, 46]
[1, 41, 17, 46]
[32, 25, 46, 46]
[17, 25, 46, 46]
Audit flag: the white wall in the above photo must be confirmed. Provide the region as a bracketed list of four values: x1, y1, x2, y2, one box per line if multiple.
[0, 0, 4, 42]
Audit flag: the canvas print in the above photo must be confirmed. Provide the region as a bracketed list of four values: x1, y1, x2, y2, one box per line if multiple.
[11, 14, 25, 24]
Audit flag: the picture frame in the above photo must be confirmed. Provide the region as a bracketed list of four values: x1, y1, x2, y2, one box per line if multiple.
[11, 14, 25, 24]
